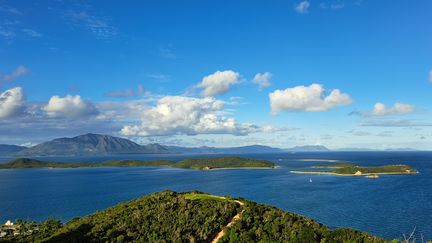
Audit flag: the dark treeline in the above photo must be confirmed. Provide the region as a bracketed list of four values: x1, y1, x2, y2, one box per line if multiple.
[0, 156, 276, 170]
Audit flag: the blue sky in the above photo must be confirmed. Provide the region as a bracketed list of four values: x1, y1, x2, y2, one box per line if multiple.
[1, 0, 431, 149]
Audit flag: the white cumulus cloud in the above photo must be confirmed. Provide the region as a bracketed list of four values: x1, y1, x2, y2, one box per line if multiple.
[253, 72, 272, 90]
[120, 96, 276, 136]
[43, 95, 98, 119]
[371, 102, 414, 116]
[197, 70, 241, 97]
[351, 102, 415, 117]
[295, 1, 310, 13]
[269, 83, 352, 114]
[0, 87, 25, 119]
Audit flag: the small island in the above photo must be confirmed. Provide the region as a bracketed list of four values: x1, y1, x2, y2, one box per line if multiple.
[290, 163, 418, 178]
[0, 156, 276, 171]
[173, 157, 276, 170]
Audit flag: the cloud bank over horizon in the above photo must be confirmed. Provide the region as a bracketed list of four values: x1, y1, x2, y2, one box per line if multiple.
[120, 95, 281, 137]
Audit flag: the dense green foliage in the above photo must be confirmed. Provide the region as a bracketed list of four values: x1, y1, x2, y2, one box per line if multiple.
[0, 156, 276, 170]
[0, 158, 55, 169]
[173, 156, 276, 169]
[292, 163, 418, 176]
[0, 219, 62, 243]
[0, 158, 98, 169]
[0, 158, 175, 169]
[99, 159, 174, 167]
[334, 164, 416, 174]
[311, 163, 417, 175]
[42, 191, 240, 242]
[1, 191, 391, 243]
[219, 201, 385, 243]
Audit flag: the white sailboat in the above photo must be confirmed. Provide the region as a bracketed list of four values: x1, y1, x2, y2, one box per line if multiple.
[309, 178, 312, 183]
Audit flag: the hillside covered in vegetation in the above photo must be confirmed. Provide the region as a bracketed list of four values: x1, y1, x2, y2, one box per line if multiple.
[1, 191, 388, 242]
[330, 164, 416, 175]
[0, 158, 175, 169]
[173, 156, 276, 169]
[0, 156, 276, 170]
[291, 162, 418, 177]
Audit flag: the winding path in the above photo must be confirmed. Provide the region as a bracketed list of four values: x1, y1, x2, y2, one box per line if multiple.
[210, 199, 244, 243]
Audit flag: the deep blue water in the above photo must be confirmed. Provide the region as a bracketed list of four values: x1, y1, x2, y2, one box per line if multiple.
[0, 152, 431, 240]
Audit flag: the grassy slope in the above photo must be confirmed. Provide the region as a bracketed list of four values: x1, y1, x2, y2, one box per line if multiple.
[16, 191, 387, 243]
[183, 193, 226, 201]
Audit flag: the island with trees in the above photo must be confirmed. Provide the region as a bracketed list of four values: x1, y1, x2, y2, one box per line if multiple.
[290, 162, 418, 178]
[0, 156, 276, 171]
[1, 190, 388, 242]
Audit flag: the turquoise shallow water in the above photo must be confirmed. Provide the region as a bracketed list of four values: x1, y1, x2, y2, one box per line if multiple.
[0, 152, 431, 240]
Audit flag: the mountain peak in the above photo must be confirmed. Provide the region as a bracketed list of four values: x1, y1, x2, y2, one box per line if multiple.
[17, 133, 168, 156]
[73, 133, 117, 140]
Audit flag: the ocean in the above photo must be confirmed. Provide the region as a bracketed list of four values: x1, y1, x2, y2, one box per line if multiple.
[0, 152, 431, 240]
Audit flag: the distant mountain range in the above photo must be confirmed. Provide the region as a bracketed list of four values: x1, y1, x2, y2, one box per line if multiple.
[16, 133, 168, 156]
[0, 133, 419, 157]
[166, 145, 284, 154]
[285, 145, 330, 152]
[335, 148, 376, 152]
[336, 147, 419, 152]
[0, 144, 28, 155]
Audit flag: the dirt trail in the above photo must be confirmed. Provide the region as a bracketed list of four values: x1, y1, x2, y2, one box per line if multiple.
[210, 199, 244, 243]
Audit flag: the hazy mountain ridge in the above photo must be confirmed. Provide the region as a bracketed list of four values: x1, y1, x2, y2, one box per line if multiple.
[285, 145, 330, 152]
[0, 144, 27, 155]
[16, 133, 168, 156]
[167, 144, 284, 154]
[4, 133, 418, 157]
[0, 134, 294, 156]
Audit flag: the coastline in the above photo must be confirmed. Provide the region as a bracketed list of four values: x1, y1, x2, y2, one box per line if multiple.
[199, 165, 279, 171]
[290, 170, 419, 176]
[0, 157, 278, 171]
[297, 159, 345, 163]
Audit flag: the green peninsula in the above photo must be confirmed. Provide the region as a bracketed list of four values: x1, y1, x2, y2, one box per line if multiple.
[0, 156, 276, 170]
[3, 191, 385, 243]
[173, 156, 276, 170]
[291, 162, 418, 178]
